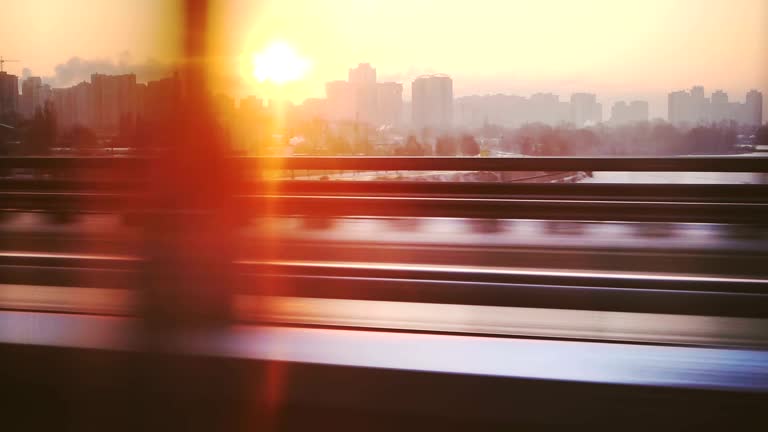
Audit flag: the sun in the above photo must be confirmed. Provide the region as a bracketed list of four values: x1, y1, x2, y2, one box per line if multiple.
[252, 41, 310, 85]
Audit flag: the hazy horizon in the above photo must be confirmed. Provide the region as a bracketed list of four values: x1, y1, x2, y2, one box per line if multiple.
[3, 0, 767, 118]
[7, 55, 762, 120]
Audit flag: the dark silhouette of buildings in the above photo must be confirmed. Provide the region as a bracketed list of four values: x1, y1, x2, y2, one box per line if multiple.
[0, 71, 19, 115]
[20, 76, 51, 118]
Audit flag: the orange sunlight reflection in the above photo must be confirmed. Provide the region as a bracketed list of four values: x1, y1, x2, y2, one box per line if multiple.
[252, 41, 311, 85]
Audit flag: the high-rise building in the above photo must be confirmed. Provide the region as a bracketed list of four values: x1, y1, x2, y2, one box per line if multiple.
[52, 81, 93, 129]
[0, 71, 19, 115]
[144, 74, 181, 123]
[348, 63, 377, 124]
[90, 73, 138, 133]
[668, 90, 692, 125]
[325, 80, 353, 121]
[710, 90, 729, 123]
[239, 96, 263, 113]
[411, 74, 453, 131]
[570, 93, 602, 126]
[21, 77, 41, 117]
[20, 77, 52, 118]
[529, 93, 563, 125]
[348, 63, 376, 86]
[628, 100, 649, 123]
[610, 101, 627, 124]
[669, 87, 761, 126]
[745, 90, 763, 126]
[298, 98, 327, 121]
[376, 82, 403, 126]
[456, 93, 606, 127]
[689, 85, 710, 123]
[324, 64, 405, 127]
[611, 100, 649, 124]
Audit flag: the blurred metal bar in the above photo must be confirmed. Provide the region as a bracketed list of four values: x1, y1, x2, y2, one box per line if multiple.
[2, 309, 768, 392]
[2, 253, 767, 317]
[2, 253, 766, 294]
[4, 310, 766, 430]
[4, 285, 767, 347]
[1, 156, 767, 172]
[3, 179, 768, 203]
[3, 191, 767, 223]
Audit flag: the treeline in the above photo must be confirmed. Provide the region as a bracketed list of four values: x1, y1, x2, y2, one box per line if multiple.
[498, 122, 763, 156]
[0, 102, 58, 155]
[0, 104, 126, 155]
[0, 105, 227, 156]
[2, 106, 766, 157]
[291, 133, 480, 157]
[392, 134, 480, 156]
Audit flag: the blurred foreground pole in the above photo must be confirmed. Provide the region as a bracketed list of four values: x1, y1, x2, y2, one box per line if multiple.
[131, 0, 254, 430]
[139, 0, 242, 330]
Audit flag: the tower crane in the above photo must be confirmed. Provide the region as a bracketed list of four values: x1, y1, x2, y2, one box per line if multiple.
[0, 57, 20, 72]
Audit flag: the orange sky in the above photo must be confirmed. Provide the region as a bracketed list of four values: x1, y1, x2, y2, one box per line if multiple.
[3, 0, 767, 115]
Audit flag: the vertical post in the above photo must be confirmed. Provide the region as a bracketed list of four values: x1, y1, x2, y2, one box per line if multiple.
[139, 0, 241, 330]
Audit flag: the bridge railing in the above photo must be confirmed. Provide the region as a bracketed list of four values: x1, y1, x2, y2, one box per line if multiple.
[1, 156, 767, 223]
[1, 155, 767, 172]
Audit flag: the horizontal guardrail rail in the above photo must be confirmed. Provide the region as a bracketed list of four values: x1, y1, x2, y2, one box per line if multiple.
[1, 254, 767, 318]
[1, 156, 767, 172]
[2, 179, 768, 203]
[2, 157, 766, 317]
[2, 192, 767, 223]
[3, 310, 766, 430]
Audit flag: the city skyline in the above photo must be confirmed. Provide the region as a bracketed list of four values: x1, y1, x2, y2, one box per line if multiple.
[3, 0, 767, 118]
[4, 53, 766, 121]
[1, 63, 765, 161]
[2, 64, 763, 134]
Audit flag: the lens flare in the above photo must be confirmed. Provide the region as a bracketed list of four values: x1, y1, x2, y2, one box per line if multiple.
[252, 41, 310, 85]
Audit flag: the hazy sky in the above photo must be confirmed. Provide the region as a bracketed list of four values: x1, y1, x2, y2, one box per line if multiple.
[3, 0, 767, 117]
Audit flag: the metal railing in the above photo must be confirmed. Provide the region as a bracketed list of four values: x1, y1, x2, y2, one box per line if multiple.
[1, 156, 768, 223]
[1, 156, 767, 321]
[1, 155, 767, 171]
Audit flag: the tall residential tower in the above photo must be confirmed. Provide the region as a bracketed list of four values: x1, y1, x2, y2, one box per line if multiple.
[411, 74, 453, 131]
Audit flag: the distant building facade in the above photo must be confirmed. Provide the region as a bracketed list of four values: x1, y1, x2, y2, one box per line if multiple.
[90, 73, 138, 133]
[376, 82, 403, 127]
[709, 90, 731, 123]
[454, 92, 609, 128]
[51, 81, 93, 128]
[412, 74, 453, 131]
[322, 63, 403, 127]
[348, 63, 378, 124]
[325, 80, 354, 122]
[0, 71, 19, 115]
[454, 94, 528, 129]
[689, 86, 709, 123]
[668, 90, 693, 125]
[610, 100, 649, 124]
[298, 98, 326, 121]
[20, 76, 52, 118]
[530, 93, 570, 126]
[668, 86, 763, 126]
[43, 72, 182, 132]
[569, 93, 602, 126]
[745, 90, 763, 126]
[143, 74, 181, 123]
